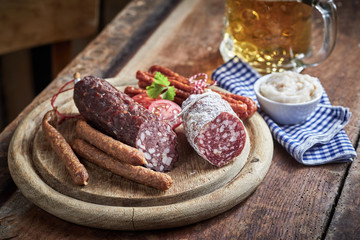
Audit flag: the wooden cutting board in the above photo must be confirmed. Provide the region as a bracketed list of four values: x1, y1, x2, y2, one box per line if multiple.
[8, 82, 273, 230]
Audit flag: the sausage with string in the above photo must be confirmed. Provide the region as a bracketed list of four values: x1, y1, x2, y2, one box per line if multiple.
[181, 91, 247, 167]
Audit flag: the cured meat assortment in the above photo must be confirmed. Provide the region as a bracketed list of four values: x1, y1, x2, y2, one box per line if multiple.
[73, 76, 178, 172]
[181, 91, 247, 167]
[42, 67, 256, 190]
[124, 65, 257, 120]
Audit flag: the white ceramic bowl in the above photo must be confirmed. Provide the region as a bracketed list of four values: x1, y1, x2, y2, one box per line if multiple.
[254, 74, 323, 125]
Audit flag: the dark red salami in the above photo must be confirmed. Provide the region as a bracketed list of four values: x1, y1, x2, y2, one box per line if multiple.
[73, 76, 178, 172]
[181, 91, 246, 167]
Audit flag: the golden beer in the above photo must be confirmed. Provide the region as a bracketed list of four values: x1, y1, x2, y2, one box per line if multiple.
[222, 0, 313, 73]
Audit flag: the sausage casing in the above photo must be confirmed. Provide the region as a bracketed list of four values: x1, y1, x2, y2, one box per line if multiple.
[76, 119, 147, 166]
[71, 139, 173, 190]
[42, 110, 89, 185]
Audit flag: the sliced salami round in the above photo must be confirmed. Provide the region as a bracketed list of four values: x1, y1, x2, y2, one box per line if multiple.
[136, 120, 178, 172]
[181, 91, 246, 167]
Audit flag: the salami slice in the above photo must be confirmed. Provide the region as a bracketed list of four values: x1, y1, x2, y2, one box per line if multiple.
[181, 91, 246, 167]
[73, 76, 178, 172]
[136, 120, 178, 172]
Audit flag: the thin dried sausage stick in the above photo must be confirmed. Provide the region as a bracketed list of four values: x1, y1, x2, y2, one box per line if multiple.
[136, 80, 189, 106]
[139, 70, 194, 93]
[76, 119, 147, 166]
[124, 86, 185, 106]
[136, 68, 255, 119]
[138, 79, 150, 89]
[124, 86, 146, 97]
[212, 93, 248, 114]
[138, 74, 249, 117]
[148, 65, 189, 83]
[42, 110, 89, 186]
[173, 96, 186, 106]
[71, 139, 173, 190]
[144, 71, 193, 93]
[136, 70, 153, 85]
[137, 77, 190, 99]
[148, 65, 180, 78]
[229, 94, 258, 118]
[170, 88, 190, 100]
[213, 90, 257, 112]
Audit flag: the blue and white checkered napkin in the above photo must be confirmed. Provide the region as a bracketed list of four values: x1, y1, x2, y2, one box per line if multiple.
[211, 57, 357, 165]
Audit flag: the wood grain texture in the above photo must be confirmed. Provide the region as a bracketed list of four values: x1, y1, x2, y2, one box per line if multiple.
[320, 3, 360, 239]
[0, 0, 99, 54]
[326, 145, 360, 239]
[0, 0, 359, 238]
[8, 83, 271, 230]
[114, 0, 225, 80]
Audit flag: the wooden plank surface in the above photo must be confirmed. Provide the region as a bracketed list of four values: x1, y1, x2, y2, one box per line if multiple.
[326, 145, 360, 239]
[0, 0, 359, 239]
[0, 0, 99, 54]
[322, 3, 360, 238]
[113, 0, 225, 79]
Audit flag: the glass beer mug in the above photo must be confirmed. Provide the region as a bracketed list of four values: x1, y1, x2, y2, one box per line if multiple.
[219, 0, 337, 74]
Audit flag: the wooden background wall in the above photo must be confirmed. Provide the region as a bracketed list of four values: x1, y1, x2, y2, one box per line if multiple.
[0, 0, 131, 132]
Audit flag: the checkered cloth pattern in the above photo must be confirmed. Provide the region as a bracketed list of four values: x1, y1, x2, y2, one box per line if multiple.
[211, 57, 356, 165]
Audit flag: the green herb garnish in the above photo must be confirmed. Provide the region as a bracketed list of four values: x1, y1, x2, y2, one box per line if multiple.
[146, 72, 176, 101]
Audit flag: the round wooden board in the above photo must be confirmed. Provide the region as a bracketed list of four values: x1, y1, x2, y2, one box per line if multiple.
[8, 83, 273, 230]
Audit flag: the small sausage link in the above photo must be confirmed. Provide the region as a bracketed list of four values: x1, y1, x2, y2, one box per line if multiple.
[42, 110, 89, 186]
[136, 67, 257, 119]
[124, 86, 147, 97]
[76, 119, 147, 166]
[143, 71, 194, 93]
[230, 94, 258, 118]
[71, 139, 173, 190]
[148, 65, 189, 84]
[124, 86, 185, 106]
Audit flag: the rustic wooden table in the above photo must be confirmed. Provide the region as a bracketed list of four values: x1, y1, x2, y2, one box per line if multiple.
[0, 0, 359, 239]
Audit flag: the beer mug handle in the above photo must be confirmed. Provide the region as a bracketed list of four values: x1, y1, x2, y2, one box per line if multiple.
[300, 0, 338, 68]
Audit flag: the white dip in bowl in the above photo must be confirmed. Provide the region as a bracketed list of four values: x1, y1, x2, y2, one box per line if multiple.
[260, 71, 322, 104]
[254, 71, 323, 125]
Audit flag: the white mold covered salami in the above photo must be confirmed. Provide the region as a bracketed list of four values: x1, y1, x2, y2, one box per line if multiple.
[181, 91, 246, 167]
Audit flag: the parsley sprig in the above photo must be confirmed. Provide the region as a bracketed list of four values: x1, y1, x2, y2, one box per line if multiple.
[146, 72, 176, 101]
